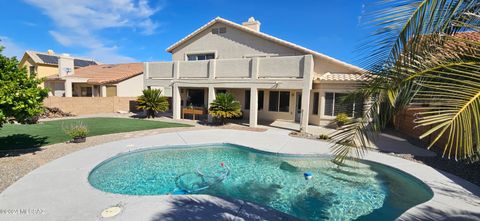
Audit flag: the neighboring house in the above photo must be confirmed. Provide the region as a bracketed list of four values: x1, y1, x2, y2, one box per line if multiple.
[19, 50, 98, 87]
[143, 17, 366, 132]
[45, 62, 144, 97]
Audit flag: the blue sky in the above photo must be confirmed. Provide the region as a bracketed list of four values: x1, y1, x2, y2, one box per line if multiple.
[0, 0, 371, 66]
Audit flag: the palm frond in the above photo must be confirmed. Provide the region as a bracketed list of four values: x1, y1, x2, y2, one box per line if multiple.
[412, 61, 480, 160]
[332, 0, 480, 163]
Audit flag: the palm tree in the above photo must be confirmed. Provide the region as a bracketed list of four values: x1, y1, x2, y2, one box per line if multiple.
[208, 93, 242, 124]
[331, 0, 480, 163]
[137, 89, 169, 118]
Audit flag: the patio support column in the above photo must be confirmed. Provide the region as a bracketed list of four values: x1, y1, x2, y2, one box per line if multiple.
[65, 79, 72, 97]
[249, 87, 258, 127]
[101, 85, 107, 97]
[207, 86, 216, 122]
[172, 84, 181, 120]
[300, 55, 314, 133]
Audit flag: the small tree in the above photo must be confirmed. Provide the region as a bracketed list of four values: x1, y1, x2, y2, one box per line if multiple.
[0, 46, 48, 127]
[136, 89, 169, 118]
[208, 93, 242, 124]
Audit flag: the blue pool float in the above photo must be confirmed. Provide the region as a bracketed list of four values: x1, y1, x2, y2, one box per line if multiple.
[304, 172, 313, 180]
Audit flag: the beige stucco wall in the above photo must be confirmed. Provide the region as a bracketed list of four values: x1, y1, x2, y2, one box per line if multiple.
[308, 82, 359, 126]
[116, 74, 144, 97]
[178, 61, 209, 78]
[313, 57, 357, 77]
[44, 97, 138, 115]
[171, 23, 304, 61]
[215, 58, 251, 78]
[36, 65, 59, 79]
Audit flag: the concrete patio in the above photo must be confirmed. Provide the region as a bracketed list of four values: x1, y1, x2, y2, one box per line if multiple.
[0, 128, 478, 221]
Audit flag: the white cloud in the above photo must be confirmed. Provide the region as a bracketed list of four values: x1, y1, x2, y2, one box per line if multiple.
[82, 47, 137, 64]
[24, 0, 161, 63]
[0, 36, 26, 58]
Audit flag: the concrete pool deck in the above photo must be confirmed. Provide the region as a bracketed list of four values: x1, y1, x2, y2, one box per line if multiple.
[0, 129, 479, 221]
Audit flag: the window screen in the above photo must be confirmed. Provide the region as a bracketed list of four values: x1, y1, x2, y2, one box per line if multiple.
[268, 91, 290, 112]
[245, 90, 250, 110]
[324, 92, 364, 117]
[324, 93, 334, 116]
[269, 91, 279, 111]
[279, 92, 290, 112]
[258, 90, 264, 110]
[313, 92, 319, 115]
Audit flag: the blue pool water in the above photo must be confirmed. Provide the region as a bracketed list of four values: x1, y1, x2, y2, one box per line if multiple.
[88, 143, 433, 220]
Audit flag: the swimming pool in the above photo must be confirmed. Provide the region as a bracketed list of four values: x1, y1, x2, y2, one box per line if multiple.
[88, 143, 433, 221]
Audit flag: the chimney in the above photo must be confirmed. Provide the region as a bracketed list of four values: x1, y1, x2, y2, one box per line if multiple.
[242, 17, 261, 32]
[47, 49, 54, 55]
[58, 53, 74, 77]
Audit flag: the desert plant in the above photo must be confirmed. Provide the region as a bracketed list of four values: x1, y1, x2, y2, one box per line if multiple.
[137, 89, 169, 118]
[208, 93, 242, 124]
[63, 122, 88, 142]
[334, 113, 349, 128]
[318, 134, 330, 140]
[331, 0, 480, 163]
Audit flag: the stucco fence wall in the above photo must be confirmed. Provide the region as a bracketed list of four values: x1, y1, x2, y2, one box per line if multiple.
[43, 97, 139, 116]
[396, 107, 449, 150]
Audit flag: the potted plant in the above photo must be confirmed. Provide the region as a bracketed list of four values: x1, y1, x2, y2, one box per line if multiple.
[64, 122, 89, 143]
[335, 113, 350, 128]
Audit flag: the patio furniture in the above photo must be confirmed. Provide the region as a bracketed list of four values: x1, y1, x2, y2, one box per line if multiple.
[182, 107, 207, 120]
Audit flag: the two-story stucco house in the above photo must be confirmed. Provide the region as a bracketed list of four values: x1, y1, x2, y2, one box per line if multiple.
[144, 17, 366, 132]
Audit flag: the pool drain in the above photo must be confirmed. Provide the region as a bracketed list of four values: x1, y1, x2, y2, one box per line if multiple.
[101, 206, 122, 218]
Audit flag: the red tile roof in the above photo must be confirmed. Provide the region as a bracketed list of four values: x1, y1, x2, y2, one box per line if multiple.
[454, 31, 480, 41]
[70, 63, 143, 84]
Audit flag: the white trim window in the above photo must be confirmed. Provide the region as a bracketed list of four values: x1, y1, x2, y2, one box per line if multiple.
[324, 92, 363, 117]
[187, 53, 215, 61]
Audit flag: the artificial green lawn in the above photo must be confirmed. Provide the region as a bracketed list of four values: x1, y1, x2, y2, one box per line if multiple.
[0, 117, 191, 150]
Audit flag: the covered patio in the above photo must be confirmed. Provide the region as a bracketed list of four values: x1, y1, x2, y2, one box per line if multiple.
[172, 85, 311, 131]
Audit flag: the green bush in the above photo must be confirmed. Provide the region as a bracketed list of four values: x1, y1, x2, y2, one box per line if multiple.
[0, 46, 48, 127]
[137, 89, 169, 118]
[208, 93, 242, 124]
[63, 122, 89, 139]
[318, 134, 330, 140]
[335, 113, 350, 127]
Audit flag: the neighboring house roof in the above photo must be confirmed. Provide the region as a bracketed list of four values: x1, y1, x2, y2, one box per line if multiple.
[25, 51, 98, 67]
[68, 63, 143, 84]
[453, 31, 480, 41]
[315, 72, 368, 82]
[166, 17, 364, 73]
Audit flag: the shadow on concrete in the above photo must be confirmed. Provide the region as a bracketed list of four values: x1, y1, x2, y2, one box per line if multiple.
[372, 132, 436, 157]
[0, 134, 48, 157]
[150, 196, 298, 221]
[397, 205, 480, 221]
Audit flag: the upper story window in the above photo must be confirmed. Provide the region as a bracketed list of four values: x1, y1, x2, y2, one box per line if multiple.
[212, 27, 226, 34]
[29, 66, 36, 77]
[187, 53, 215, 61]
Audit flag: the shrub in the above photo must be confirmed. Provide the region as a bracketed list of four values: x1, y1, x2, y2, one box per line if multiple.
[0, 46, 48, 127]
[335, 113, 350, 127]
[208, 93, 242, 124]
[137, 89, 169, 118]
[318, 134, 330, 140]
[63, 122, 89, 139]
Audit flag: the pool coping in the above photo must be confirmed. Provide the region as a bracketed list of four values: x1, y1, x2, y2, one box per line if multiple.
[0, 129, 479, 221]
